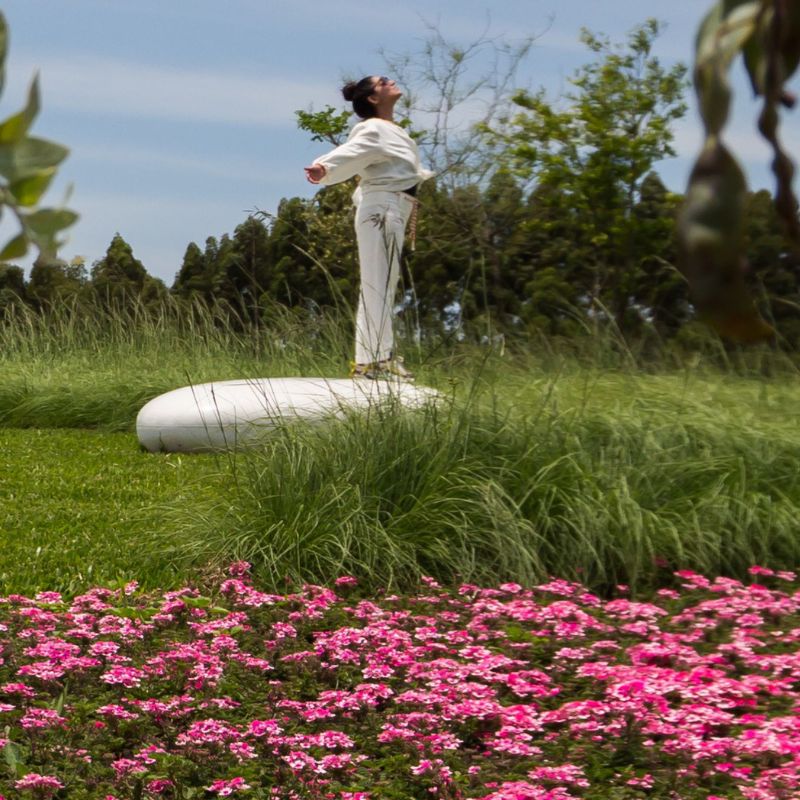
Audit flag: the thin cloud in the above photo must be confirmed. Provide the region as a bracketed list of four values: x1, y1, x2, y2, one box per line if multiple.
[68, 141, 299, 185]
[8, 54, 326, 127]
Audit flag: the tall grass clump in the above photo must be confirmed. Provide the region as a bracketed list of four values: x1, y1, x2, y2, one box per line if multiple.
[0, 297, 353, 429]
[152, 361, 800, 595]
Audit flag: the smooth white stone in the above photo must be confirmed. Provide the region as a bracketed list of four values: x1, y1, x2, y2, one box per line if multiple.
[136, 377, 438, 453]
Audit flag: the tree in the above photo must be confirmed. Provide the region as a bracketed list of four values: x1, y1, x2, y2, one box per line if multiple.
[0, 262, 28, 316]
[744, 189, 800, 346]
[89, 233, 166, 310]
[172, 242, 209, 299]
[632, 173, 690, 337]
[489, 19, 688, 336]
[27, 254, 87, 310]
[381, 21, 538, 188]
[511, 184, 586, 337]
[260, 188, 360, 313]
[230, 216, 272, 323]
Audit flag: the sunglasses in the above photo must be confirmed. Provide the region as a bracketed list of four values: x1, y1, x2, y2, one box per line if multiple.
[376, 76, 392, 87]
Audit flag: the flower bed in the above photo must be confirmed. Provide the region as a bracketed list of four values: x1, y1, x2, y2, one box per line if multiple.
[0, 566, 798, 799]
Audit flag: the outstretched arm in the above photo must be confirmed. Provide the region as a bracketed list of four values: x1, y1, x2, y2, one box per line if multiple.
[304, 123, 386, 186]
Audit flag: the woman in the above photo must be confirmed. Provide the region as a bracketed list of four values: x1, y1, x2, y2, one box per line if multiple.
[304, 75, 433, 380]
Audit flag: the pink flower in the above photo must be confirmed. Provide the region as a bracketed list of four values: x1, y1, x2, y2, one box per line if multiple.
[20, 708, 67, 730]
[146, 779, 174, 794]
[96, 704, 139, 720]
[206, 776, 251, 795]
[101, 666, 145, 688]
[34, 592, 62, 605]
[176, 718, 242, 746]
[14, 773, 64, 795]
[0, 682, 36, 697]
[748, 566, 775, 577]
[229, 741, 257, 761]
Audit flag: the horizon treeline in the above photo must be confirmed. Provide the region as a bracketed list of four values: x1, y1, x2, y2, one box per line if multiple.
[1, 178, 798, 348]
[1, 18, 799, 348]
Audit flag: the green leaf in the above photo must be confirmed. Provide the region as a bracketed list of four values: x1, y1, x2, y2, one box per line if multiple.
[743, 30, 768, 96]
[0, 12, 7, 96]
[54, 685, 67, 715]
[22, 207, 78, 237]
[0, 136, 69, 182]
[694, 2, 760, 136]
[9, 168, 55, 206]
[677, 141, 773, 342]
[3, 740, 22, 776]
[0, 233, 28, 261]
[0, 73, 40, 145]
[742, 0, 800, 97]
[782, 0, 800, 80]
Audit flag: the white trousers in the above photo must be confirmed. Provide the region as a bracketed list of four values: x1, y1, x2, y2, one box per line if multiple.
[353, 191, 414, 365]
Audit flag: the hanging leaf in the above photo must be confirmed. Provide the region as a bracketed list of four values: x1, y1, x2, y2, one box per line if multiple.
[22, 207, 78, 236]
[678, 0, 800, 342]
[0, 136, 69, 182]
[0, 232, 28, 261]
[9, 168, 56, 207]
[0, 13, 7, 98]
[677, 141, 773, 342]
[0, 11, 77, 262]
[0, 73, 40, 145]
[694, 2, 759, 136]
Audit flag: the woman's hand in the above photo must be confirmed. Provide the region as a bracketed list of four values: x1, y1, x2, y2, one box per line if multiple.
[304, 164, 326, 184]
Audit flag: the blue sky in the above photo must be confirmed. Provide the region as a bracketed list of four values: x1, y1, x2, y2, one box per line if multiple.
[0, 0, 797, 284]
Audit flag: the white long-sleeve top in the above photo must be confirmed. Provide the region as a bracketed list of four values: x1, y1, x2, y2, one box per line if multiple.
[313, 117, 434, 203]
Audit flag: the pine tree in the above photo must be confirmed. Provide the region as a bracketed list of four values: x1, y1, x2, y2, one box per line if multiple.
[89, 233, 166, 310]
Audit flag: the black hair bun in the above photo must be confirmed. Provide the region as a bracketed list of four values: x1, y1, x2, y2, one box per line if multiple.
[342, 82, 358, 102]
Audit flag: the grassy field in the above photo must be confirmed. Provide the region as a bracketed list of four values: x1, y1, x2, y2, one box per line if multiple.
[0, 428, 219, 594]
[148, 363, 800, 595]
[1, 303, 799, 596]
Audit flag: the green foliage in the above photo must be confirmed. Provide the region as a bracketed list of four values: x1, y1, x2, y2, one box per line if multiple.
[679, 0, 800, 342]
[0, 260, 26, 315]
[26, 254, 87, 309]
[90, 233, 167, 310]
[295, 104, 351, 145]
[487, 19, 688, 333]
[0, 12, 77, 260]
[744, 189, 800, 346]
[0, 296, 352, 431]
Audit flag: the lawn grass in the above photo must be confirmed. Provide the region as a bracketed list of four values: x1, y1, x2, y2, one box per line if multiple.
[0, 428, 218, 594]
